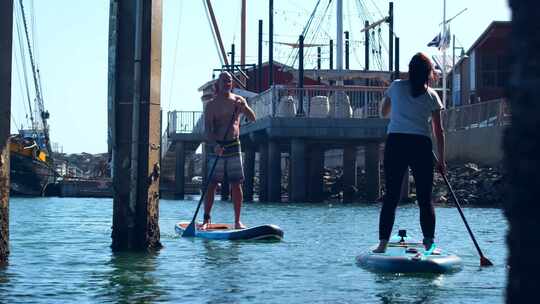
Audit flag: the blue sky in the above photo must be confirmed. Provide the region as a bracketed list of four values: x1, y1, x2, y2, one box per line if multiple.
[10, 0, 511, 154]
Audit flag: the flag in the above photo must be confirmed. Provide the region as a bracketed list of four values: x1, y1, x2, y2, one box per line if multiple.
[427, 33, 441, 47]
[439, 25, 451, 51]
[427, 25, 451, 51]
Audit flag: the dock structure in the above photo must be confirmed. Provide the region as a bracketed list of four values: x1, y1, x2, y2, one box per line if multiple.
[160, 111, 204, 199]
[0, 0, 13, 262]
[164, 84, 389, 203]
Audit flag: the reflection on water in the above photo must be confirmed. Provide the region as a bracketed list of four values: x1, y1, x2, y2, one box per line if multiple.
[374, 273, 444, 304]
[102, 251, 168, 303]
[1, 198, 507, 303]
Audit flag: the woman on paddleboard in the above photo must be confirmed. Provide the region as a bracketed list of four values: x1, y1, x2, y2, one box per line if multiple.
[373, 52, 446, 253]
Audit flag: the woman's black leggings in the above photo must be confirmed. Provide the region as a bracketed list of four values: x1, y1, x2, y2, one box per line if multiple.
[379, 133, 436, 241]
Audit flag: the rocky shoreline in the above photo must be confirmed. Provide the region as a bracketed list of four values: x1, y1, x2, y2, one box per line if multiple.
[318, 162, 506, 206]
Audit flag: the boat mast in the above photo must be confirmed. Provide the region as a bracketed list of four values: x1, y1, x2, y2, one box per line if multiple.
[336, 0, 343, 85]
[442, 0, 447, 107]
[204, 0, 229, 67]
[240, 0, 246, 67]
[18, 0, 51, 153]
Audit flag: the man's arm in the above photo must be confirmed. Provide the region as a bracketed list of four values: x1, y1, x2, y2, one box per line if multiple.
[237, 96, 256, 122]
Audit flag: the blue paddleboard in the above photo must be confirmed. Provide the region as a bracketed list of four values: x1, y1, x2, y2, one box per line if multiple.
[175, 221, 284, 241]
[356, 232, 462, 274]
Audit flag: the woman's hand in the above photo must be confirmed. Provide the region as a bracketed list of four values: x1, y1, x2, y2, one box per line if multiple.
[214, 144, 224, 156]
[436, 158, 447, 176]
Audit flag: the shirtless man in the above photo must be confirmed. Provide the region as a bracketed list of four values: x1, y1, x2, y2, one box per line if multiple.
[203, 72, 256, 230]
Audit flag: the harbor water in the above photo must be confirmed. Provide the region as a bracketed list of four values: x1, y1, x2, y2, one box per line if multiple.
[1, 197, 507, 303]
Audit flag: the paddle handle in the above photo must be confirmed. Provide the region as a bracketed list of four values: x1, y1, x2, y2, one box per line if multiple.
[432, 151, 488, 259]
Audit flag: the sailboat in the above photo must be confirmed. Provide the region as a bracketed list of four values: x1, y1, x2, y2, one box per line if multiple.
[10, 0, 56, 196]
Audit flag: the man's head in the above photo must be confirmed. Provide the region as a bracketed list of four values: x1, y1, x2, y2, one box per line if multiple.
[215, 71, 233, 94]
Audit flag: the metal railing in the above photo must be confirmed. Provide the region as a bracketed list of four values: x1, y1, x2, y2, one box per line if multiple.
[442, 98, 510, 131]
[167, 111, 203, 135]
[246, 85, 387, 121]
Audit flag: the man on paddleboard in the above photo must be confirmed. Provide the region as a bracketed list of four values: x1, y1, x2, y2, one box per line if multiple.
[203, 71, 256, 230]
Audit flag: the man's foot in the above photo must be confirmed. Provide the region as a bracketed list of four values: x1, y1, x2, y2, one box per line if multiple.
[234, 222, 246, 229]
[372, 240, 388, 253]
[200, 214, 211, 230]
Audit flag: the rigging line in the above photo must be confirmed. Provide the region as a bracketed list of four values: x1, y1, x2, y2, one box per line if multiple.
[13, 38, 31, 128]
[15, 5, 35, 128]
[30, 0, 39, 64]
[346, 0, 362, 69]
[11, 113, 21, 132]
[167, 0, 184, 112]
[304, 0, 333, 68]
[286, 0, 322, 68]
[357, 0, 385, 69]
[368, 0, 384, 19]
[291, 0, 326, 66]
[202, 0, 224, 66]
[19, 0, 50, 146]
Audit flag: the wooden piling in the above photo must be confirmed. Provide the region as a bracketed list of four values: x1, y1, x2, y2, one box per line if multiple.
[109, 0, 162, 251]
[0, 0, 13, 263]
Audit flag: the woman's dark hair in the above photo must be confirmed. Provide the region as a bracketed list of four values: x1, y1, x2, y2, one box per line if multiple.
[408, 52, 433, 98]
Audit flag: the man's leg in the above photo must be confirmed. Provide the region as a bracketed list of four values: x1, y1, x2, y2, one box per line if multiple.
[231, 182, 245, 229]
[202, 154, 223, 230]
[226, 150, 245, 229]
[202, 182, 218, 230]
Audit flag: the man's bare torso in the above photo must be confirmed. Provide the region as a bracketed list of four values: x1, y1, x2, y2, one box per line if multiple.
[205, 93, 243, 141]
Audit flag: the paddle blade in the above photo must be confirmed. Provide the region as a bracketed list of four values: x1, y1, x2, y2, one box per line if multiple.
[182, 222, 196, 237]
[480, 256, 494, 267]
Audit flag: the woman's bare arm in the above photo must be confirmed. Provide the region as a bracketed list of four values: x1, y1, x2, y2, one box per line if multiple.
[380, 96, 391, 118]
[431, 110, 446, 173]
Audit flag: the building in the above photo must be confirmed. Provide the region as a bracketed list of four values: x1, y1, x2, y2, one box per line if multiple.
[450, 21, 511, 106]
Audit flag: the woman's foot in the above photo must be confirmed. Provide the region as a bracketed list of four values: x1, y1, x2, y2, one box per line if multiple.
[234, 222, 246, 229]
[423, 237, 434, 250]
[372, 240, 389, 253]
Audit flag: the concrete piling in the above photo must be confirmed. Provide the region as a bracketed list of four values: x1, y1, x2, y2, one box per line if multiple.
[343, 145, 358, 201]
[290, 139, 307, 202]
[258, 143, 269, 202]
[268, 141, 281, 202]
[365, 142, 381, 201]
[243, 148, 255, 201]
[174, 141, 185, 199]
[308, 145, 325, 202]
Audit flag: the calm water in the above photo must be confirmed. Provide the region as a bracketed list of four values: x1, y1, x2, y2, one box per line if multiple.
[1, 197, 507, 303]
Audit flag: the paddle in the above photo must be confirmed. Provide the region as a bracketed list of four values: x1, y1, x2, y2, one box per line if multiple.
[432, 151, 494, 266]
[182, 107, 238, 237]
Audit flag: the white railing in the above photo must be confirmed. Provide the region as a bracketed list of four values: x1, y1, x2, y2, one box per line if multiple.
[167, 111, 203, 135]
[246, 85, 387, 121]
[442, 98, 510, 131]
